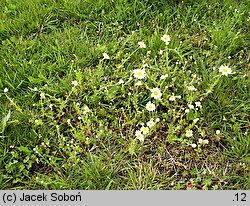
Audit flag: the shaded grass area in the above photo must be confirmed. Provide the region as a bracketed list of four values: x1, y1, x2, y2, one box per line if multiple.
[0, 0, 249, 189]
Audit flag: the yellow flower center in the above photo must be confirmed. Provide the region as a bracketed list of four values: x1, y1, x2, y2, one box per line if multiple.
[222, 68, 228, 73]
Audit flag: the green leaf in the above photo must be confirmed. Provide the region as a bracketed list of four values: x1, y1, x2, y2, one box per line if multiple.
[128, 140, 137, 155]
[19, 146, 31, 154]
[1, 110, 11, 133]
[105, 180, 114, 190]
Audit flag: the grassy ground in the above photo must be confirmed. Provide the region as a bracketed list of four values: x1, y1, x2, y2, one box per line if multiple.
[0, 0, 249, 189]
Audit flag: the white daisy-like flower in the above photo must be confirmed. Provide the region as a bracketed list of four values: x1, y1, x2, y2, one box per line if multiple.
[161, 34, 171, 45]
[198, 138, 209, 145]
[185, 109, 190, 113]
[219, 65, 232, 76]
[140, 126, 149, 134]
[40, 92, 45, 99]
[160, 74, 168, 79]
[151, 88, 162, 100]
[203, 139, 209, 144]
[133, 69, 146, 79]
[49, 104, 53, 109]
[188, 104, 194, 109]
[198, 138, 203, 144]
[159, 50, 164, 55]
[147, 119, 155, 128]
[187, 85, 197, 91]
[138, 41, 146, 48]
[169, 95, 176, 101]
[82, 105, 90, 114]
[4, 88, 8, 93]
[185, 129, 193, 137]
[191, 143, 197, 148]
[135, 81, 143, 86]
[118, 79, 124, 85]
[135, 130, 144, 141]
[146, 101, 156, 111]
[103, 52, 110, 60]
[195, 101, 202, 108]
[71, 80, 78, 87]
[216, 130, 221, 135]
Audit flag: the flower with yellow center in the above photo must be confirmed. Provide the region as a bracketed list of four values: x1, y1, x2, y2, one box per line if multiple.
[140, 126, 149, 134]
[135, 130, 144, 141]
[147, 120, 155, 128]
[195, 101, 202, 108]
[161, 34, 171, 45]
[185, 129, 193, 137]
[133, 69, 146, 79]
[151, 88, 162, 100]
[138, 41, 146, 48]
[169, 95, 176, 101]
[219, 65, 232, 76]
[146, 101, 156, 111]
